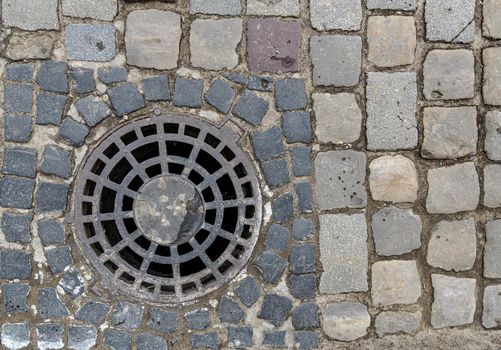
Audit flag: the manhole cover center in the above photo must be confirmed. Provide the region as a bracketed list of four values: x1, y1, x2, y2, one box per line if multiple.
[134, 176, 204, 245]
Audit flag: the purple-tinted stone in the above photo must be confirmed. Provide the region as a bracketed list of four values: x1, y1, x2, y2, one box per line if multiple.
[247, 18, 301, 74]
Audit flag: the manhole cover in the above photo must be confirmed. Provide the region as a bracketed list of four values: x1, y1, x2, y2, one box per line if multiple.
[73, 114, 262, 303]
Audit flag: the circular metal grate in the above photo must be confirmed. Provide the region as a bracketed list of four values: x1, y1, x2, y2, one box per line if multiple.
[74, 114, 262, 303]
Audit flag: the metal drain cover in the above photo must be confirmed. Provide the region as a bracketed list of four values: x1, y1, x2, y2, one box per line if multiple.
[74, 114, 262, 303]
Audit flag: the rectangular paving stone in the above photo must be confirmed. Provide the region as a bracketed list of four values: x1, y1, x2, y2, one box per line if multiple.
[485, 220, 501, 278]
[275, 79, 307, 111]
[310, 0, 362, 31]
[319, 214, 368, 294]
[483, 0, 501, 39]
[38, 219, 65, 246]
[2, 147, 37, 178]
[367, 0, 417, 10]
[36, 323, 64, 350]
[425, 0, 475, 43]
[62, 0, 117, 21]
[375, 311, 421, 337]
[4, 114, 32, 143]
[485, 111, 501, 160]
[366, 72, 417, 150]
[37, 61, 69, 94]
[250, 126, 285, 161]
[144, 76, 171, 102]
[483, 47, 501, 106]
[232, 90, 269, 126]
[247, 0, 299, 16]
[66, 24, 117, 62]
[4, 83, 33, 113]
[291, 146, 312, 177]
[483, 285, 501, 328]
[107, 83, 145, 117]
[71, 68, 96, 94]
[190, 0, 241, 15]
[36, 92, 67, 125]
[75, 96, 111, 126]
[1, 213, 32, 243]
[0, 249, 31, 280]
[2, 284, 30, 314]
[5, 63, 34, 82]
[98, 67, 127, 84]
[484, 165, 501, 208]
[205, 79, 235, 114]
[3, 0, 59, 30]
[36, 182, 70, 213]
[173, 78, 203, 108]
[1, 323, 30, 349]
[59, 117, 89, 147]
[40, 145, 72, 179]
[0, 177, 35, 209]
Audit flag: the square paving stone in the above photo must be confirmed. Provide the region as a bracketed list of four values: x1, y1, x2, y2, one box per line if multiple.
[173, 78, 203, 108]
[367, 16, 416, 67]
[283, 112, 311, 144]
[68, 326, 97, 350]
[58, 266, 85, 299]
[424, 49, 475, 100]
[137, 333, 168, 350]
[3, 0, 59, 30]
[36, 92, 67, 125]
[291, 146, 312, 177]
[5, 63, 34, 82]
[367, 0, 416, 10]
[125, 10, 181, 70]
[261, 159, 290, 188]
[293, 331, 320, 349]
[425, 0, 475, 43]
[63, 0, 117, 20]
[75, 300, 111, 325]
[292, 219, 314, 241]
[59, 117, 89, 147]
[483, 47, 501, 106]
[366, 72, 417, 150]
[36, 182, 70, 212]
[484, 220, 501, 278]
[483, 285, 501, 328]
[255, 250, 287, 284]
[292, 303, 320, 330]
[185, 309, 211, 330]
[375, 311, 421, 337]
[262, 330, 286, 348]
[0, 177, 35, 209]
[0, 249, 31, 280]
[275, 79, 307, 111]
[247, 18, 301, 74]
[218, 296, 244, 323]
[148, 308, 178, 334]
[45, 246, 73, 274]
[426, 162, 479, 214]
[291, 244, 316, 274]
[264, 224, 289, 253]
[205, 79, 235, 114]
[190, 18, 243, 70]
[2, 147, 37, 178]
[431, 274, 476, 328]
[422, 107, 478, 159]
[108, 83, 145, 117]
[1, 213, 32, 243]
[313, 92, 362, 144]
[190, 0, 241, 15]
[232, 89, 269, 126]
[234, 276, 260, 307]
[40, 145, 72, 179]
[4, 114, 32, 143]
[250, 127, 285, 161]
[36, 323, 64, 350]
[71, 68, 96, 94]
[104, 329, 132, 350]
[484, 0, 501, 39]
[191, 332, 220, 349]
[66, 24, 116, 62]
[290, 274, 317, 300]
[315, 151, 366, 209]
[259, 294, 293, 327]
[484, 165, 501, 208]
[37, 61, 69, 94]
[4, 83, 33, 113]
[311, 35, 362, 87]
[2, 284, 30, 314]
[485, 111, 501, 160]
[295, 182, 313, 213]
[38, 288, 70, 319]
[322, 302, 370, 341]
[144, 76, 170, 102]
[75, 96, 111, 127]
[272, 192, 293, 223]
[319, 214, 368, 294]
[112, 301, 144, 330]
[310, 0, 362, 31]
[98, 67, 127, 84]
[1, 323, 30, 349]
[247, 0, 299, 16]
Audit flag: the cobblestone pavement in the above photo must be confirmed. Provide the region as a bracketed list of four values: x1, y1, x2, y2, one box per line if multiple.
[0, 0, 501, 349]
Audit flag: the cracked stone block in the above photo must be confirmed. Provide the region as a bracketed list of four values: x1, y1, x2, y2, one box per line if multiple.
[367, 0, 416, 10]
[275, 79, 307, 111]
[292, 303, 320, 330]
[248, 76, 273, 92]
[259, 294, 293, 327]
[283, 112, 311, 144]
[112, 301, 144, 330]
[486, 111, 501, 160]
[251, 127, 285, 161]
[36, 92, 67, 126]
[36, 323, 64, 350]
[255, 250, 287, 284]
[366, 72, 418, 150]
[62, 0, 117, 21]
[205, 79, 235, 114]
[4, 32, 56, 61]
[71, 68, 95, 94]
[485, 165, 501, 208]
[483, 285, 501, 328]
[104, 329, 132, 350]
[375, 311, 421, 337]
[144, 76, 170, 102]
[368, 16, 416, 67]
[315, 151, 366, 209]
[372, 207, 422, 256]
[36, 182, 70, 212]
[98, 67, 127, 84]
[1, 212, 32, 243]
[190, 0, 241, 15]
[292, 219, 314, 241]
[5, 63, 34, 82]
[45, 246, 73, 274]
[261, 159, 290, 189]
[58, 266, 85, 299]
[272, 192, 293, 223]
[425, 0, 475, 43]
[483, 47, 501, 106]
[38, 219, 65, 246]
[108, 83, 145, 117]
[319, 214, 368, 293]
[1, 323, 30, 350]
[125, 10, 181, 70]
[4, 83, 33, 113]
[75, 96, 111, 127]
[232, 89, 269, 126]
[484, 220, 501, 278]
[228, 326, 253, 349]
[247, 18, 301, 74]
[66, 24, 116, 62]
[191, 332, 219, 349]
[68, 326, 97, 350]
[218, 297, 244, 324]
[39, 288, 70, 319]
[149, 308, 178, 334]
[191, 18, 243, 70]
[311, 35, 362, 87]
[294, 331, 319, 349]
[37, 61, 69, 94]
[59, 117, 89, 147]
[424, 49, 475, 100]
[484, 0, 501, 38]
[322, 302, 370, 341]
[263, 331, 286, 348]
[2, 284, 30, 314]
[4, 114, 32, 143]
[427, 219, 477, 272]
[371, 260, 422, 306]
[291, 146, 312, 177]
[3, 0, 59, 30]
[0, 177, 35, 209]
[291, 244, 316, 274]
[313, 93, 362, 144]
[137, 333, 167, 350]
[185, 309, 211, 330]
[75, 300, 111, 325]
[247, 0, 299, 16]
[41, 145, 72, 179]
[426, 162, 479, 214]
[173, 78, 203, 108]
[369, 155, 418, 203]
[2, 147, 36, 178]
[295, 182, 313, 213]
[290, 274, 316, 300]
[422, 107, 478, 159]
[234, 276, 260, 307]
[264, 224, 289, 253]
[311, 0, 362, 31]
[431, 274, 476, 328]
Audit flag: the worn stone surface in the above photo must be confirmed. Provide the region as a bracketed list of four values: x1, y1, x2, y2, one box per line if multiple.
[104, 329, 132, 350]
[62, 0, 117, 20]
[112, 301, 144, 330]
[484, 165, 501, 208]
[485, 220, 501, 278]
[1, 323, 30, 350]
[66, 24, 116, 62]
[375, 311, 421, 337]
[483, 0, 501, 39]
[149, 309, 178, 334]
[3, 0, 59, 30]
[294, 331, 320, 349]
[323, 302, 370, 341]
[59, 267, 85, 299]
[483, 47, 501, 106]
[45, 246, 73, 274]
[485, 111, 501, 160]
[425, 0, 475, 43]
[4, 32, 56, 60]
[310, 0, 362, 31]
[483, 285, 501, 328]
[59, 117, 89, 146]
